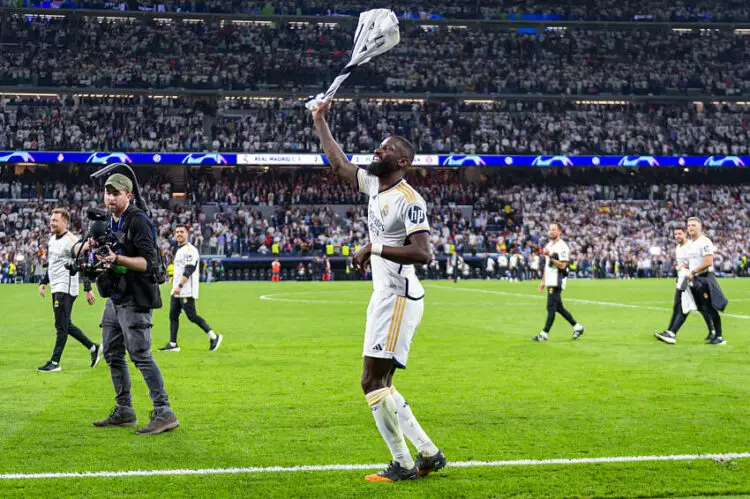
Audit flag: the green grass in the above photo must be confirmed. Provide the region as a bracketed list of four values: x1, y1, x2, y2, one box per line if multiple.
[1, 278, 750, 498]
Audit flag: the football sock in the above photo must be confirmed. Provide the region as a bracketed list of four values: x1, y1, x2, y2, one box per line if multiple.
[366, 388, 414, 469]
[390, 386, 439, 457]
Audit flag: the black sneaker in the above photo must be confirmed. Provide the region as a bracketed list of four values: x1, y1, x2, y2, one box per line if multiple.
[136, 408, 180, 435]
[705, 332, 716, 343]
[531, 333, 548, 342]
[209, 334, 223, 352]
[708, 336, 727, 345]
[364, 461, 418, 482]
[93, 406, 137, 427]
[90, 344, 103, 368]
[415, 450, 447, 477]
[654, 331, 677, 345]
[572, 326, 585, 341]
[158, 343, 181, 352]
[37, 361, 61, 373]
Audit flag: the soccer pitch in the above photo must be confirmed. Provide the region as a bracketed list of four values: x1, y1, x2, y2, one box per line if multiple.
[2, 279, 750, 498]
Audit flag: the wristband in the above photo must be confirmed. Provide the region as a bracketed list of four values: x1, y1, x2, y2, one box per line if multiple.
[371, 243, 383, 257]
[114, 254, 120, 265]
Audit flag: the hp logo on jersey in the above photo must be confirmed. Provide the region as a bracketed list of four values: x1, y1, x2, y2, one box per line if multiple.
[407, 205, 425, 225]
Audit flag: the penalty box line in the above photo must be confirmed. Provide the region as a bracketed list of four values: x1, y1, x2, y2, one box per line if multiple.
[2, 452, 750, 480]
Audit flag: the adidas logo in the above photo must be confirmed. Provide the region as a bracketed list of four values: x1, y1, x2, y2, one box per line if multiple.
[373, 344, 383, 352]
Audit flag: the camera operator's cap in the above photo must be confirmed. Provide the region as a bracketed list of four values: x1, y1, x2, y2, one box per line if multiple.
[104, 173, 133, 193]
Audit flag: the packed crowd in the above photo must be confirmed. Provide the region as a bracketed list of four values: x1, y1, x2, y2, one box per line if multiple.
[12, 0, 750, 22]
[4, 96, 750, 156]
[2, 16, 749, 95]
[0, 95, 206, 152]
[2, 168, 749, 282]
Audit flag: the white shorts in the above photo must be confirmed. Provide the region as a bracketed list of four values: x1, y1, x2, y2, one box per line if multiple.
[362, 290, 424, 368]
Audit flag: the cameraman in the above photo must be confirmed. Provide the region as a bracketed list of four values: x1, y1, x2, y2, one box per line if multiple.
[37, 208, 101, 373]
[75, 174, 179, 435]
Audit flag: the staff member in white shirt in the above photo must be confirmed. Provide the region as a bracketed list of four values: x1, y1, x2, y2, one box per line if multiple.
[37, 208, 101, 372]
[159, 225, 221, 352]
[686, 217, 729, 345]
[653, 224, 711, 344]
[532, 222, 585, 342]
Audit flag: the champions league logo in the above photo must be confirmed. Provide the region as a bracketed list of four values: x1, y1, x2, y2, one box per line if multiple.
[532, 156, 574, 166]
[0, 152, 35, 163]
[618, 156, 660, 167]
[703, 156, 745, 167]
[86, 152, 132, 164]
[181, 153, 228, 165]
[441, 155, 486, 166]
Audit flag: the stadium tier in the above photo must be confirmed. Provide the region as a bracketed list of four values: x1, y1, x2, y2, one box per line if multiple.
[2, 97, 750, 156]
[1, 15, 749, 95]
[10, 0, 750, 22]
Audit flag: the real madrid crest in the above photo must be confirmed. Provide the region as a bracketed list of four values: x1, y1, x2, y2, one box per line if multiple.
[381, 204, 389, 217]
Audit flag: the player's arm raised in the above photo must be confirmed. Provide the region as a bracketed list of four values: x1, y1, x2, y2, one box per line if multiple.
[353, 232, 431, 271]
[312, 100, 358, 188]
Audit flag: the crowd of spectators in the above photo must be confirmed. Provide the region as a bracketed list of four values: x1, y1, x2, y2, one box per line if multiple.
[3, 96, 750, 156]
[2, 167, 749, 283]
[2, 16, 748, 95]
[9, 0, 750, 22]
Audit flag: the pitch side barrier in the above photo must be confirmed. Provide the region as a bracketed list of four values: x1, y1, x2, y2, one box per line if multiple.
[205, 255, 482, 281]
[1, 152, 748, 167]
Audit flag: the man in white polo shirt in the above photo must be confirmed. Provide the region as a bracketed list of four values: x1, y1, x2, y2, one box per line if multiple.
[685, 217, 729, 345]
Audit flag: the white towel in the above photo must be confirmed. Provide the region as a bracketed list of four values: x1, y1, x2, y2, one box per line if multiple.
[677, 268, 697, 314]
[305, 9, 400, 111]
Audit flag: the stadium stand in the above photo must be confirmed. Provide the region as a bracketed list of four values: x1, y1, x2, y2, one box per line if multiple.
[12, 0, 750, 22]
[1, 16, 748, 95]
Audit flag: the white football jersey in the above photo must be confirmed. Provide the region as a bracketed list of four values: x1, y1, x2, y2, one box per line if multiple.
[686, 235, 715, 273]
[675, 242, 689, 267]
[47, 231, 79, 296]
[543, 239, 571, 289]
[172, 242, 201, 299]
[357, 169, 429, 299]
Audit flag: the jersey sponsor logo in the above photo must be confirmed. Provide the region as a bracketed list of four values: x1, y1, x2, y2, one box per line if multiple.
[368, 207, 385, 236]
[406, 205, 425, 225]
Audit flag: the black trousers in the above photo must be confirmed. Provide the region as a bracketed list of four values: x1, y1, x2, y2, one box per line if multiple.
[51, 292, 94, 363]
[169, 296, 212, 343]
[690, 280, 723, 336]
[543, 287, 577, 333]
[667, 288, 715, 336]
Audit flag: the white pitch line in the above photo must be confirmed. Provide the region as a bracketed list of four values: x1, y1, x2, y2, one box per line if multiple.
[427, 285, 750, 320]
[259, 290, 539, 307]
[2, 452, 750, 480]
